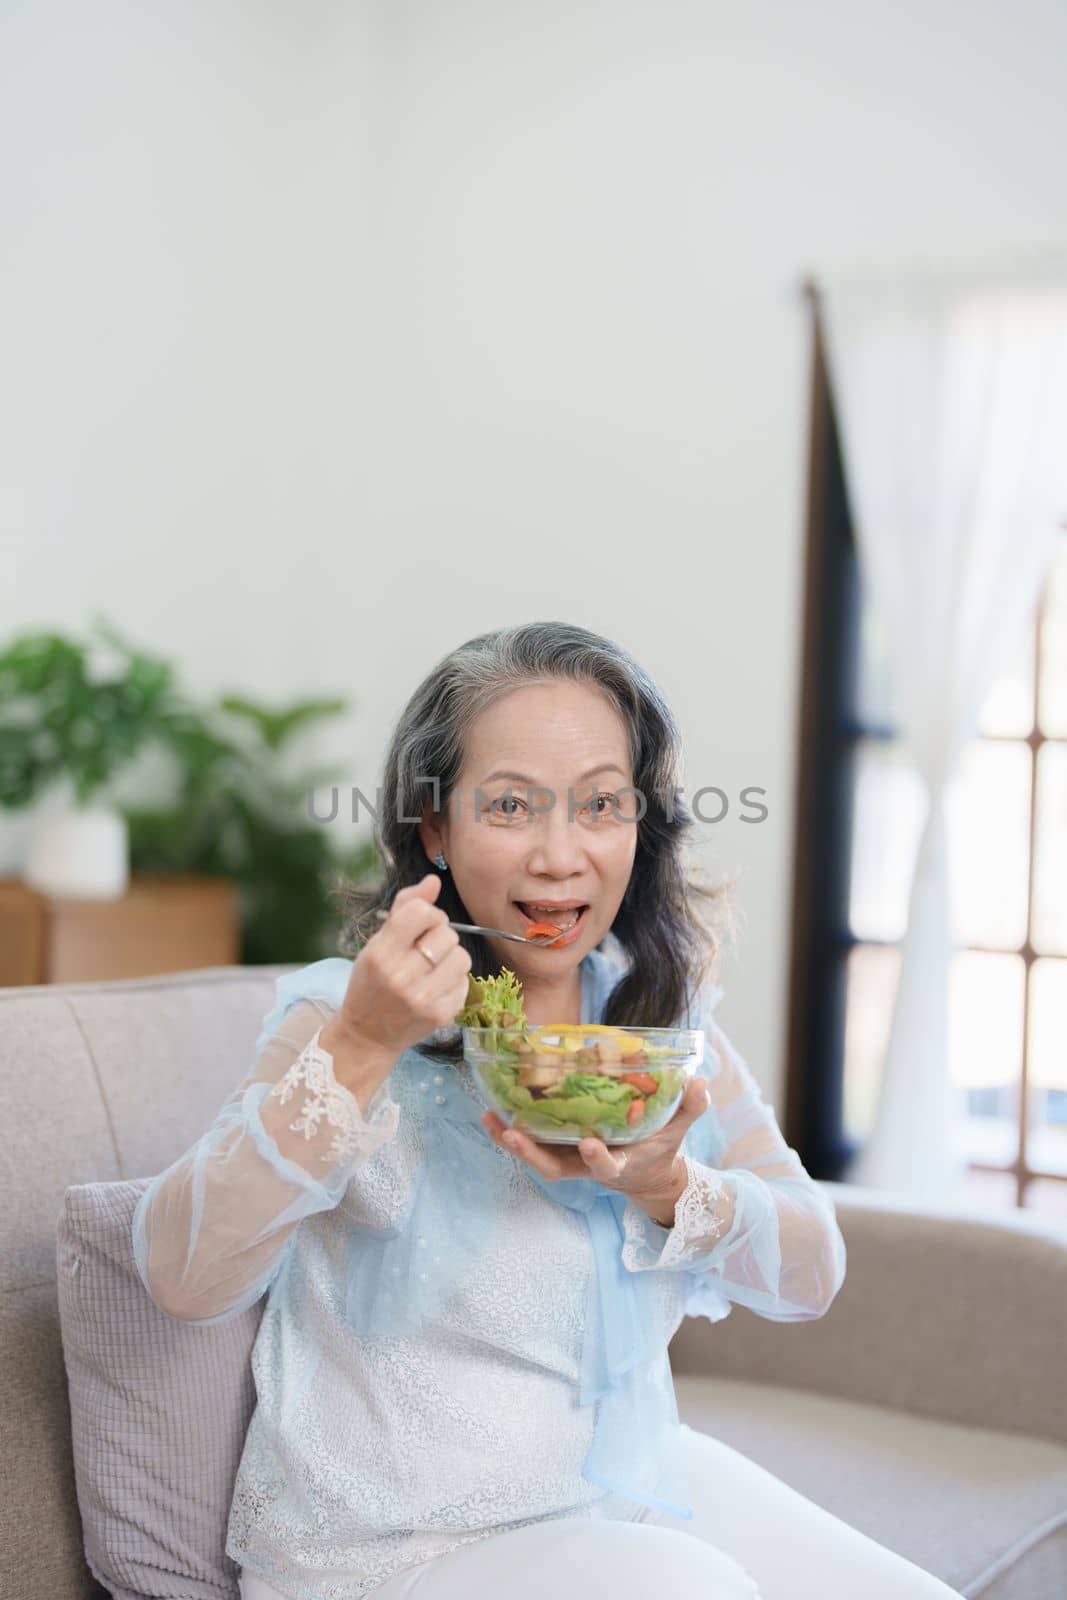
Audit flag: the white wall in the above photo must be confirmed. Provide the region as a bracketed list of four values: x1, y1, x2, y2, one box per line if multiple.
[0, 0, 385, 742]
[4, 0, 1066, 1110]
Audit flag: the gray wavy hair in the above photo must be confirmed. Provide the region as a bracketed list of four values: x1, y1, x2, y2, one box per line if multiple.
[330, 620, 737, 1057]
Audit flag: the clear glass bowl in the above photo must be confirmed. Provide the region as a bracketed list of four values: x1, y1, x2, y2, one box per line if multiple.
[463, 1023, 705, 1146]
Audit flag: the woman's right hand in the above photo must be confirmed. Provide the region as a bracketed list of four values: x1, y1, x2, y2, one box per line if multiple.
[319, 874, 472, 1099]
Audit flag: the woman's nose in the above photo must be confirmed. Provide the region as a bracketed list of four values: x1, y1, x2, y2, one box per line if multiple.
[524, 809, 590, 875]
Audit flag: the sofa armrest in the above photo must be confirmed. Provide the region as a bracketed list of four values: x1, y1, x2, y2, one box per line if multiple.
[668, 1179, 1067, 1447]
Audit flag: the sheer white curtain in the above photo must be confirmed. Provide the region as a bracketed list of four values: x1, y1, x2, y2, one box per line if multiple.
[817, 269, 1067, 1201]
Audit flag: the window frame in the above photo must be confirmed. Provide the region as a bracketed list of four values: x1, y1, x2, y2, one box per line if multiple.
[785, 294, 1067, 1207]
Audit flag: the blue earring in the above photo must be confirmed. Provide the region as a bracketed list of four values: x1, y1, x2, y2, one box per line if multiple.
[434, 850, 448, 870]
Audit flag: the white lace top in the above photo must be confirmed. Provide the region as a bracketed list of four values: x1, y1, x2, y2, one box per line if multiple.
[131, 948, 845, 1600]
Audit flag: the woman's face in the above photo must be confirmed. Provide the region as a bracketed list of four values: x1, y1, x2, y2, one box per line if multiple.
[421, 680, 639, 983]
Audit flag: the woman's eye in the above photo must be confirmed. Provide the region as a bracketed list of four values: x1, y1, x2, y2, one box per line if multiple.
[489, 795, 526, 818]
[486, 791, 625, 821]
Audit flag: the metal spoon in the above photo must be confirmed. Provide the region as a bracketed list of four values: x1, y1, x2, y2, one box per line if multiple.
[372, 908, 563, 946]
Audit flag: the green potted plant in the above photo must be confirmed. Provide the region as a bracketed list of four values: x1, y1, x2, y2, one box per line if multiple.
[0, 616, 381, 959]
[0, 619, 177, 896]
[125, 688, 381, 963]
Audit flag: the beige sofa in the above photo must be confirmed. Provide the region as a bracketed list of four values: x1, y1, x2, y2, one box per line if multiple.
[3, 965, 1066, 1600]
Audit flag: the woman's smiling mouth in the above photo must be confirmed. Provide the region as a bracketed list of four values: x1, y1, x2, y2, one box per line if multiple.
[513, 901, 591, 947]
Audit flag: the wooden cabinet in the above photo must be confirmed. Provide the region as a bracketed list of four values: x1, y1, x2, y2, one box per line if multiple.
[0, 873, 240, 986]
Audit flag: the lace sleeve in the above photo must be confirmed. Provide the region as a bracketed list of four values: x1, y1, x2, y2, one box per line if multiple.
[621, 1013, 846, 1321]
[132, 999, 400, 1325]
[270, 1025, 396, 1164]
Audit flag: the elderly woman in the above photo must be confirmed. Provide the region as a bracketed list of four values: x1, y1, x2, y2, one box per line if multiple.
[133, 621, 964, 1600]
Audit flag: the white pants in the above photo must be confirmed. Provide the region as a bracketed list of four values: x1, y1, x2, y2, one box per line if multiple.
[239, 1423, 965, 1600]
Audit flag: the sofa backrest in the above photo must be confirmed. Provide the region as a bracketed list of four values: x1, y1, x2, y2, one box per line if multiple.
[0, 964, 294, 1600]
[674, 1177, 1067, 1448]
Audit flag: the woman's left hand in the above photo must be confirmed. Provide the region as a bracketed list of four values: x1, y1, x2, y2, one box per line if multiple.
[480, 1075, 711, 1222]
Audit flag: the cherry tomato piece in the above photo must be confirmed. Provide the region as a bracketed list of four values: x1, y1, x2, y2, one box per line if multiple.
[621, 1072, 659, 1096]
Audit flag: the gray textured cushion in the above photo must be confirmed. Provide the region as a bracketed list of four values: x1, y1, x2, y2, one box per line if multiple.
[56, 1177, 263, 1600]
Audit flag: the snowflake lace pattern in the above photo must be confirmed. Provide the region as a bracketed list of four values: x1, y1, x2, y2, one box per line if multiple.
[621, 1154, 733, 1271]
[268, 1026, 394, 1165]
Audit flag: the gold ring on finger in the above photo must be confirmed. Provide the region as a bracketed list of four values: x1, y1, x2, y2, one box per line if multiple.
[415, 940, 438, 968]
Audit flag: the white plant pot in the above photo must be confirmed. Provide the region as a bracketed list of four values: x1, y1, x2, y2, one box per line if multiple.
[24, 805, 130, 899]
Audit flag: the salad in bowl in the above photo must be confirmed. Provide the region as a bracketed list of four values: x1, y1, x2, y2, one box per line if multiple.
[456, 968, 705, 1146]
